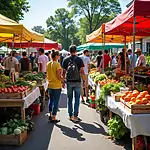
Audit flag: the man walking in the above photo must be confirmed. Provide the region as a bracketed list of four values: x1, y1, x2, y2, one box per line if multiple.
[62, 45, 85, 122]
[80, 49, 90, 103]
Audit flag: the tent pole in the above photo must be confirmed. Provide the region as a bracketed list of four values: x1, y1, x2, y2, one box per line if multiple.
[124, 36, 127, 73]
[132, 16, 136, 89]
[102, 32, 105, 73]
[20, 35, 22, 53]
[12, 34, 15, 51]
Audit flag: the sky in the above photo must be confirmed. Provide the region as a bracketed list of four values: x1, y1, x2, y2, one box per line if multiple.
[20, 0, 131, 30]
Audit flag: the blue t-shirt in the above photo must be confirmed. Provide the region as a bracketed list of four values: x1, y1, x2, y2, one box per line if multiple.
[128, 54, 137, 67]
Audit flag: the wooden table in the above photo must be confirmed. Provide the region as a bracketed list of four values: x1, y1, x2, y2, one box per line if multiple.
[0, 87, 41, 121]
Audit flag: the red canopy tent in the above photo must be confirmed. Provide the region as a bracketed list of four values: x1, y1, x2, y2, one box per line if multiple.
[8, 38, 59, 50]
[105, 0, 150, 36]
[105, 0, 150, 88]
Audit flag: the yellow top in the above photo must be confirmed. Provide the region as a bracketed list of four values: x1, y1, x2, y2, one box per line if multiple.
[46, 61, 62, 89]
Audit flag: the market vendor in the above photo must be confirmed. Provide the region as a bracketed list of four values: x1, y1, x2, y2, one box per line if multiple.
[135, 48, 146, 67]
[19, 51, 31, 72]
[3, 51, 19, 76]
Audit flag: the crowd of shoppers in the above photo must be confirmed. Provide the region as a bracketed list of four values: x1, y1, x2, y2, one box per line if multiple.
[0, 46, 147, 124]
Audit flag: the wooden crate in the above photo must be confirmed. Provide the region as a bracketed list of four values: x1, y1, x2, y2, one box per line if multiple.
[25, 88, 32, 96]
[111, 92, 122, 102]
[0, 92, 26, 99]
[120, 99, 150, 114]
[0, 131, 27, 146]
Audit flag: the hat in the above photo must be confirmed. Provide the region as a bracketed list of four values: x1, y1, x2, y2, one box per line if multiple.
[135, 48, 141, 53]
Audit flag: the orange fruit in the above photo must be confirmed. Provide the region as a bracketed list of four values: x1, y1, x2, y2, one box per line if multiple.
[142, 98, 148, 104]
[137, 95, 143, 99]
[142, 91, 148, 95]
[122, 94, 126, 100]
[133, 90, 139, 94]
[145, 94, 150, 100]
[132, 93, 138, 97]
[124, 97, 130, 102]
[131, 97, 136, 102]
[135, 99, 142, 104]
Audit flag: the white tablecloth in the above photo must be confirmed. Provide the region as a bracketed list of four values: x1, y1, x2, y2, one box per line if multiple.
[96, 85, 101, 100]
[88, 77, 96, 89]
[23, 87, 41, 109]
[107, 96, 150, 138]
[43, 81, 48, 91]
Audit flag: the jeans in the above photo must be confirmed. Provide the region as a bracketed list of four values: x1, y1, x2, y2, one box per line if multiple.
[48, 88, 61, 116]
[67, 82, 81, 117]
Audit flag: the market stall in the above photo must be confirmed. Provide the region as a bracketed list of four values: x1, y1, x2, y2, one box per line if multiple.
[88, 64, 150, 150]
[0, 14, 44, 43]
[0, 70, 47, 146]
[8, 38, 58, 50]
[77, 43, 125, 51]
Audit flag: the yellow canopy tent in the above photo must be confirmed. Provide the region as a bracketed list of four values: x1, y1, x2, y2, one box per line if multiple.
[0, 14, 44, 42]
[86, 24, 143, 43]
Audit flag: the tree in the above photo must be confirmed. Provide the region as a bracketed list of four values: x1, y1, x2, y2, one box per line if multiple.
[68, 0, 122, 33]
[32, 26, 45, 34]
[0, 0, 30, 22]
[46, 8, 80, 50]
[77, 13, 117, 44]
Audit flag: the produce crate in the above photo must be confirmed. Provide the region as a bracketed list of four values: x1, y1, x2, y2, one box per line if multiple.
[0, 92, 26, 99]
[120, 99, 150, 114]
[25, 88, 32, 96]
[111, 92, 122, 102]
[0, 131, 27, 146]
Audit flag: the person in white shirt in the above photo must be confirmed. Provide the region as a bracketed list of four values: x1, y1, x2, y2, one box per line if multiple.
[80, 49, 91, 103]
[4, 51, 19, 76]
[135, 48, 146, 67]
[38, 48, 49, 73]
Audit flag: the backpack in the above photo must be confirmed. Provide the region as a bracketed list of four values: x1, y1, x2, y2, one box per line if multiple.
[66, 56, 80, 82]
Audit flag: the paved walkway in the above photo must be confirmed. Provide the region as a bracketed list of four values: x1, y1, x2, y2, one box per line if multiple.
[0, 90, 130, 150]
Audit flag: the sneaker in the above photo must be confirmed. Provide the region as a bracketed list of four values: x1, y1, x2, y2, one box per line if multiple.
[86, 99, 90, 103]
[51, 119, 60, 123]
[73, 117, 82, 123]
[48, 116, 52, 121]
[69, 116, 74, 121]
[81, 100, 85, 104]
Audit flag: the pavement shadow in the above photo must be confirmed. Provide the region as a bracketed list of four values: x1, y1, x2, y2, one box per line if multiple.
[55, 124, 85, 141]
[0, 109, 54, 150]
[74, 122, 106, 135]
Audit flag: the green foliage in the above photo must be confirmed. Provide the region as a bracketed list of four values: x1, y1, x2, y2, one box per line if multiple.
[46, 8, 80, 50]
[146, 56, 150, 65]
[108, 115, 128, 139]
[0, 0, 30, 22]
[68, 0, 121, 33]
[32, 26, 45, 34]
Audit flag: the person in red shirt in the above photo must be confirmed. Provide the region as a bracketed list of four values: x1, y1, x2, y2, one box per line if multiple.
[100, 50, 111, 68]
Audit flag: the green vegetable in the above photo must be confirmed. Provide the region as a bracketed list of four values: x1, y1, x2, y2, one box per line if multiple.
[8, 128, 13, 134]
[108, 115, 128, 139]
[14, 128, 21, 135]
[94, 74, 107, 82]
[1, 127, 8, 135]
[96, 82, 125, 111]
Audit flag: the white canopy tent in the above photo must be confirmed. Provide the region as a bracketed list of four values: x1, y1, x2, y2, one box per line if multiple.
[60, 49, 69, 54]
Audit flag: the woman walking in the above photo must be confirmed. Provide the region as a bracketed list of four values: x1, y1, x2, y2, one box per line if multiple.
[47, 50, 63, 123]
